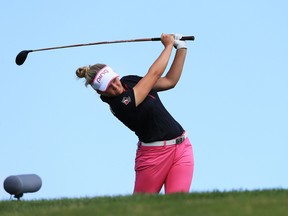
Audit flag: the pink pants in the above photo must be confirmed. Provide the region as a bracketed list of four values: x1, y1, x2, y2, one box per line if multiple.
[133, 137, 194, 194]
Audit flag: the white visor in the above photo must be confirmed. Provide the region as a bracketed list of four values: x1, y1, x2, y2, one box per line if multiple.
[91, 66, 119, 92]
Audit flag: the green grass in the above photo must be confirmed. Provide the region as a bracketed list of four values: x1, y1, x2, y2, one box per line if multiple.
[0, 189, 287, 216]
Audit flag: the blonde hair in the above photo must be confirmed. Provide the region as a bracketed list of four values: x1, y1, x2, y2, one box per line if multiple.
[76, 63, 106, 87]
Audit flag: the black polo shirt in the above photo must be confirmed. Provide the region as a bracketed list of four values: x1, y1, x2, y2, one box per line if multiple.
[100, 75, 184, 143]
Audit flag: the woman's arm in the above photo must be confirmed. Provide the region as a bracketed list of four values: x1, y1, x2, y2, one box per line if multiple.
[154, 46, 187, 91]
[133, 34, 174, 107]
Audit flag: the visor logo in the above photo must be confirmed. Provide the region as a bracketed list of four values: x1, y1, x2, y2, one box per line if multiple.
[96, 69, 109, 83]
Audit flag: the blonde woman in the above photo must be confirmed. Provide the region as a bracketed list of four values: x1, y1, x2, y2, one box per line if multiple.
[76, 33, 194, 194]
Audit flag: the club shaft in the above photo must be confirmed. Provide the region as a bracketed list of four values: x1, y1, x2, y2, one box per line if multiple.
[31, 36, 195, 53]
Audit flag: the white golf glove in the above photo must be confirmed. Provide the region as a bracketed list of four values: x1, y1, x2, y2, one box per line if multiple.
[173, 33, 187, 49]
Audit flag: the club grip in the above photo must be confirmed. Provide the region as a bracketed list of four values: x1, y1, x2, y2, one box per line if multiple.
[151, 35, 195, 41]
[181, 36, 195, 41]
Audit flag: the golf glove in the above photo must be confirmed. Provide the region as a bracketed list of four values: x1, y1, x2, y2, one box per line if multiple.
[173, 33, 187, 49]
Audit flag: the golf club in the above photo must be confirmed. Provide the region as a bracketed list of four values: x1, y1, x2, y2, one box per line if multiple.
[15, 36, 195, 66]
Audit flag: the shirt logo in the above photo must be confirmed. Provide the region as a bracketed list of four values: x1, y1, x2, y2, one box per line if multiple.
[122, 96, 131, 105]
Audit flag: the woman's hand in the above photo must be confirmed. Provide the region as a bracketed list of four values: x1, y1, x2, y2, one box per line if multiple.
[161, 33, 175, 48]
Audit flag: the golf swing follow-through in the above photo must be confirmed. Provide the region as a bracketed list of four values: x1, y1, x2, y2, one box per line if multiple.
[75, 33, 194, 194]
[16, 33, 195, 194]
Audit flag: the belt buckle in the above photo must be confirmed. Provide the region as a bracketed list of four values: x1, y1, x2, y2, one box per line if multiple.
[176, 137, 184, 144]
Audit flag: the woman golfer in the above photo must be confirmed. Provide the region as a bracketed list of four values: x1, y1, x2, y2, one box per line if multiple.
[76, 33, 194, 194]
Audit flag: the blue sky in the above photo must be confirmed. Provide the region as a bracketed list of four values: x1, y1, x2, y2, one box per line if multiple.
[1, 0, 287, 199]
